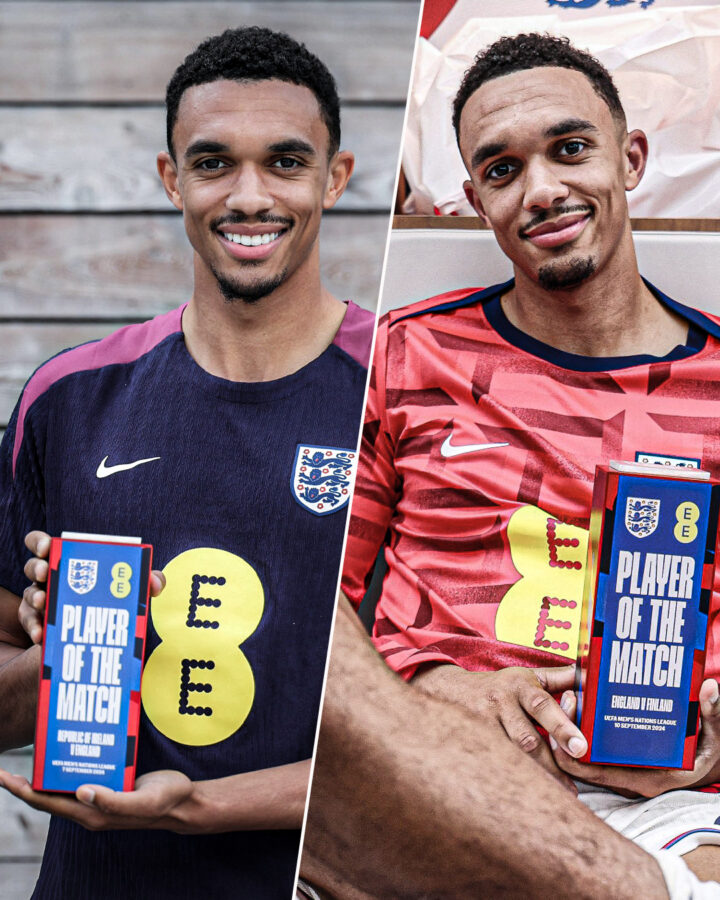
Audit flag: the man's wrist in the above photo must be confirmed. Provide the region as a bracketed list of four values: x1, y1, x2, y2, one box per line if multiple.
[412, 662, 476, 703]
[0, 643, 41, 752]
[163, 779, 207, 834]
[162, 760, 312, 835]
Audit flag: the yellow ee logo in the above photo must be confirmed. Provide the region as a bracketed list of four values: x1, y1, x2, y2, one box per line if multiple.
[495, 505, 586, 661]
[674, 501, 700, 544]
[141, 547, 264, 746]
[110, 562, 132, 598]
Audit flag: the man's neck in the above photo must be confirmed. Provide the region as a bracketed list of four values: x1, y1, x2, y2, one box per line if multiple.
[182, 270, 347, 383]
[504, 256, 689, 359]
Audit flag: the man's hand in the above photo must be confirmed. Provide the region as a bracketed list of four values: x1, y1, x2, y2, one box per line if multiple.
[0, 758, 311, 833]
[19, 530, 166, 644]
[552, 679, 720, 797]
[413, 663, 587, 792]
[19, 531, 51, 644]
[0, 768, 194, 832]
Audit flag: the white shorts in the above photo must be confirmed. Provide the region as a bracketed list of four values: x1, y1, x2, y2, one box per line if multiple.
[577, 781, 720, 857]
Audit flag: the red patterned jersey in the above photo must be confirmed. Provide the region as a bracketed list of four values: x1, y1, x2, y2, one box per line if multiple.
[342, 279, 720, 685]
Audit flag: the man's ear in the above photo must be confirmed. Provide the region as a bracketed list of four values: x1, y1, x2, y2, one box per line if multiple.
[323, 151, 355, 210]
[624, 129, 648, 192]
[157, 151, 183, 212]
[463, 179, 491, 227]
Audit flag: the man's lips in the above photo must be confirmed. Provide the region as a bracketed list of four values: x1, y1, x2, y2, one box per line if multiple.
[215, 222, 289, 260]
[521, 212, 591, 249]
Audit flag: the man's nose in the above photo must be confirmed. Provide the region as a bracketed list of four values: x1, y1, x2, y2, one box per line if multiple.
[225, 165, 274, 216]
[522, 158, 570, 211]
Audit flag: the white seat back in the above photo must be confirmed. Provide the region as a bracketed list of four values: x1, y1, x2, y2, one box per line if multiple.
[381, 230, 720, 315]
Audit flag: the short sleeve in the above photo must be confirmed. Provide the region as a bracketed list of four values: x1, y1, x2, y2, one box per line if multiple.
[0, 390, 47, 597]
[341, 315, 400, 608]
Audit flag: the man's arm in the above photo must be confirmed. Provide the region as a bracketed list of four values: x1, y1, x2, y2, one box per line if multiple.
[0, 584, 39, 752]
[0, 759, 310, 833]
[300, 597, 669, 900]
[413, 657, 720, 797]
[412, 658, 587, 789]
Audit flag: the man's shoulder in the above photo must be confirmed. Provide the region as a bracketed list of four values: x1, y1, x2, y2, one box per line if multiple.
[23, 306, 184, 408]
[646, 280, 720, 340]
[383, 285, 493, 329]
[691, 306, 720, 330]
[6, 306, 184, 476]
[332, 301, 376, 370]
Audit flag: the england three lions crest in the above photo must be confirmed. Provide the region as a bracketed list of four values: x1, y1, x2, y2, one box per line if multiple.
[67, 558, 98, 594]
[625, 497, 660, 538]
[292, 445, 356, 516]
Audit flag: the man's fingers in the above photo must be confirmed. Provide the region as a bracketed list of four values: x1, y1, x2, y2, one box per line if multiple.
[75, 784, 130, 815]
[77, 784, 157, 817]
[691, 679, 720, 777]
[150, 571, 166, 598]
[21, 530, 51, 644]
[0, 772, 101, 826]
[21, 615, 43, 645]
[497, 706, 578, 792]
[536, 664, 576, 695]
[518, 679, 587, 759]
[79, 771, 192, 819]
[23, 557, 48, 585]
[22, 583, 46, 612]
[498, 703, 546, 754]
[560, 690, 577, 720]
[699, 678, 720, 717]
[24, 531, 51, 558]
[19, 590, 44, 644]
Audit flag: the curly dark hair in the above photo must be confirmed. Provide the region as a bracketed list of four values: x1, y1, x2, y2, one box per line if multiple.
[452, 33, 625, 138]
[166, 26, 341, 159]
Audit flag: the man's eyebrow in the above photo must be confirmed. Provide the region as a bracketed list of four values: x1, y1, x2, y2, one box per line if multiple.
[184, 139, 230, 159]
[469, 119, 600, 169]
[544, 118, 598, 138]
[470, 142, 507, 171]
[268, 139, 317, 157]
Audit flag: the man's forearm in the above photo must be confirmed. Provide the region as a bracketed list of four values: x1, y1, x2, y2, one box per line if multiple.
[0, 644, 39, 752]
[0, 585, 38, 751]
[169, 759, 311, 834]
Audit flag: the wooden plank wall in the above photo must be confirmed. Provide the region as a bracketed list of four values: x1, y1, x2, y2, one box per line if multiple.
[0, 0, 419, 433]
[0, 2, 419, 894]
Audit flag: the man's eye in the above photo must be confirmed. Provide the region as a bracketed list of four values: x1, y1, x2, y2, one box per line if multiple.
[558, 140, 587, 157]
[486, 161, 515, 181]
[272, 157, 301, 170]
[198, 158, 227, 171]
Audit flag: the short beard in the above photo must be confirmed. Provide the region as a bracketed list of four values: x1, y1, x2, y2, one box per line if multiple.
[537, 256, 596, 291]
[211, 266, 288, 304]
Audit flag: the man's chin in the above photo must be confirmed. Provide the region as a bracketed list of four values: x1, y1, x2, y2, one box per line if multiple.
[537, 256, 596, 291]
[537, 256, 597, 291]
[212, 268, 288, 304]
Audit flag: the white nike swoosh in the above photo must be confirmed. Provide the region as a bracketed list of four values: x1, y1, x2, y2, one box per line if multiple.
[440, 436, 509, 458]
[96, 455, 161, 478]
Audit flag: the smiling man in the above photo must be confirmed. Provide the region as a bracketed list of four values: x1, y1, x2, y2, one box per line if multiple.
[341, 34, 720, 883]
[0, 27, 373, 899]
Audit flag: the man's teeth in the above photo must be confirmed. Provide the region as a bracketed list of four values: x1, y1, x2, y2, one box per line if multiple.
[222, 232, 280, 246]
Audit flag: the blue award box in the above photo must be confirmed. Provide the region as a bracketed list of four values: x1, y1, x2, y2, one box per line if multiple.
[33, 533, 152, 792]
[577, 462, 720, 769]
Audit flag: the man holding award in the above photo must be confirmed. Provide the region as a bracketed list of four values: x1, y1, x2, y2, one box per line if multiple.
[0, 27, 373, 899]
[341, 33, 720, 882]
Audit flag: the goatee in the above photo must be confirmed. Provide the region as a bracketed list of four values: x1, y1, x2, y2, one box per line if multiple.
[211, 266, 288, 304]
[538, 256, 596, 291]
